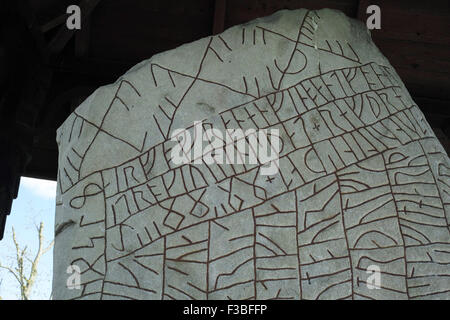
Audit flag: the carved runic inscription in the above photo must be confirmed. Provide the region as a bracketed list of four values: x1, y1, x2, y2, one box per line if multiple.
[54, 9, 450, 300]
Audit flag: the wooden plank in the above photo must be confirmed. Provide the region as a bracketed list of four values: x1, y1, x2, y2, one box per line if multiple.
[75, 14, 91, 57]
[415, 96, 450, 118]
[374, 38, 450, 75]
[224, 0, 359, 28]
[357, 0, 450, 45]
[24, 146, 58, 181]
[213, 0, 227, 35]
[89, 13, 213, 60]
[356, 0, 371, 20]
[373, 37, 450, 101]
[41, 14, 68, 33]
[396, 66, 450, 101]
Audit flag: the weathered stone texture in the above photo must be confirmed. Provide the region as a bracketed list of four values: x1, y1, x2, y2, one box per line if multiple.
[53, 8, 450, 300]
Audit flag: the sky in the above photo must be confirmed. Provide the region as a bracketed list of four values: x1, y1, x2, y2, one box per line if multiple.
[0, 177, 56, 300]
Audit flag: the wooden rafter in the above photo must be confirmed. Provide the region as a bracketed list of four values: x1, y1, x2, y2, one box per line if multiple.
[212, 0, 226, 35]
[47, 0, 101, 56]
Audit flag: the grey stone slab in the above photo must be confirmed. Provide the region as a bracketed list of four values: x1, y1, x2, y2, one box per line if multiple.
[53, 8, 450, 300]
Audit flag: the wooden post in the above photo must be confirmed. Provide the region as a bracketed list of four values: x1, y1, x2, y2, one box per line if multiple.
[212, 0, 226, 35]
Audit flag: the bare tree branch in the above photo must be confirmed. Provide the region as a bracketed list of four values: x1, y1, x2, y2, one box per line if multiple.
[0, 264, 21, 284]
[1, 223, 54, 300]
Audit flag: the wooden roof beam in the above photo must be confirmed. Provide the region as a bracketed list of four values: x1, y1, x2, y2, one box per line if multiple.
[212, 0, 226, 35]
[47, 0, 101, 56]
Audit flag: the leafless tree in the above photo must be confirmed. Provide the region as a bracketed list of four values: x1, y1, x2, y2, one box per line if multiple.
[0, 222, 54, 300]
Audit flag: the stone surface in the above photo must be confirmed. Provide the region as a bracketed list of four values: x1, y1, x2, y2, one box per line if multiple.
[53, 8, 450, 300]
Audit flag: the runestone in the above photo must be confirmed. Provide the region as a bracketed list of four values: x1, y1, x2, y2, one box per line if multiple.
[53, 9, 450, 300]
